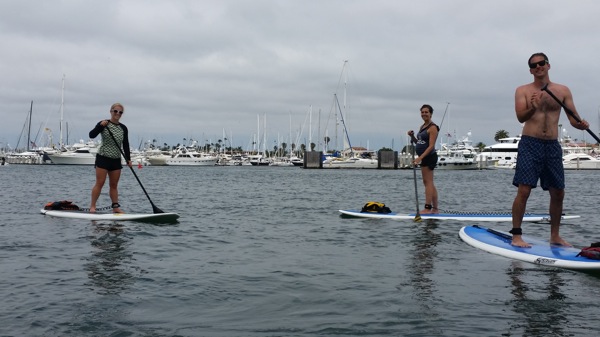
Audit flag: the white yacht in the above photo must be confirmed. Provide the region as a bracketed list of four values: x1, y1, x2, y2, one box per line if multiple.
[436, 132, 479, 170]
[165, 145, 218, 166]
[248, 154, 270, 166]
[45, 140, 99, 165]
[563, 153, 600, 170]
[5, 151, 43, 165]
[323, 147, 378, 169]
[476, 136, 520, 169]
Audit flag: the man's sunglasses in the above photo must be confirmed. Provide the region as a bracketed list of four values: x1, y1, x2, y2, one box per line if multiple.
[529, 60, 548, 69]
[112, 109, 123, 114]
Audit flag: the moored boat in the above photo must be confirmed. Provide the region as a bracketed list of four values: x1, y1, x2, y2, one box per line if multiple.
[476, 135, 520, 169]
[248, 154, 270, 166]
[6, 151, 43, 164]
[563, 152, 600, 170]
[46, 140, 99, 165]
[436, 132, 478, 170]
[147, 154, 169, 166]
[323, 147, 378, 169]
[165, 144, 218, 166]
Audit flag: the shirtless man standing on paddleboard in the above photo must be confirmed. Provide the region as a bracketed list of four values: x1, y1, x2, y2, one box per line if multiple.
[511, 52, 589, 248]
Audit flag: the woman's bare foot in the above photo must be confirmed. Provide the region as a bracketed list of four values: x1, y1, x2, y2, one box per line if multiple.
[89, 206, 96, 213]
[111, 203, 124, 214]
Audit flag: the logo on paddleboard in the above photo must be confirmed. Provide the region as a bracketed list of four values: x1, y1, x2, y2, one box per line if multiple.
[534, 257, 557, 265]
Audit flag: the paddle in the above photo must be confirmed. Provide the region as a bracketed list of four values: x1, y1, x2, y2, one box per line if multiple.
[541, 84, 600, 143]
[411, 144, 422, 222]
[479, 225, 513, 241]
[105, 123, 164, 213]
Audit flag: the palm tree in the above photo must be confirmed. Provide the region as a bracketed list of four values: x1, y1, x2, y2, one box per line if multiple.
[494, 130, 509, 142]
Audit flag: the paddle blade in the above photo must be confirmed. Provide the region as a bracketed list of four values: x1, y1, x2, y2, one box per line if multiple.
[152, 204, 165, 214]
[413, 213, 422, 222]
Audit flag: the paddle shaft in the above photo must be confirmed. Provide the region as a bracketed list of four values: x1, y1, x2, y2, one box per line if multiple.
[541, 84, 600, 143]
[480, 226, 512, 241]
[411, 143, 421, 221]
[105, 123, 164, 213]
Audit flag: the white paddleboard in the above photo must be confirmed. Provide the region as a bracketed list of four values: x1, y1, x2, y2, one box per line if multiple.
[459, 225, 600, 270]
[41, 209, 179, 223]
[339, 209, 580, 222]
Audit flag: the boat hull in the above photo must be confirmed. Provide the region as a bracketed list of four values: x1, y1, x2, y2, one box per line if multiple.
[47, 153, 96, 165]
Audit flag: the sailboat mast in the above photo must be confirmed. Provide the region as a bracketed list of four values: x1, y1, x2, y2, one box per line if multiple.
[439, 102, 450, 148]
[263, 113, 267, 156]
[27, 101, 33, 151]
[343, 60, 348, 136]
[309, 105, 312, 149]
[333, 60, 350, 153]
[318, 108, 321, 152]
[335, 95, 339, 151]
[343, 61, 347, 110]
[335, 93, 353, 155]
[59, 75, 65, 147]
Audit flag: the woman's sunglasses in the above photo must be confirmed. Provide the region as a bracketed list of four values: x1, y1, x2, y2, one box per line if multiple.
[112, 109, 123, 114]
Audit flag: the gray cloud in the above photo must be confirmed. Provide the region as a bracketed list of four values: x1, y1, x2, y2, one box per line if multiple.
[2, 0, 599, 152]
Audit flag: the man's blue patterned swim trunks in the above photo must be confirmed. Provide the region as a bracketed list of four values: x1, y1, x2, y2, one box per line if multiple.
[513, 135, 564, 190]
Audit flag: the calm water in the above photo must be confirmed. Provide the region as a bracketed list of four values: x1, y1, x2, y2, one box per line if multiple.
[1, 165, 600, 336]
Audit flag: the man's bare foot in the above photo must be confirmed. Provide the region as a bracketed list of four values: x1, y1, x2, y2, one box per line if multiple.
[431, 208, 439, 214]
[89, 207, 96, 213]
[420, 209, 431, 214]
[550, 237, 572, 247]
[511, 235, 532, 248]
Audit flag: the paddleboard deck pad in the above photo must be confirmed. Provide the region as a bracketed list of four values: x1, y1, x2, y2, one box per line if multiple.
[339, 209, 580, 222]
[459, 225, 600, 270]
[41, 209, 179, 223]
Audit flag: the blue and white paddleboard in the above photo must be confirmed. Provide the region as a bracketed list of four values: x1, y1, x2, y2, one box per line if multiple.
[339, 209, 580, 222]
[41, 209, 179, 223]
[459, 225, 600, 270]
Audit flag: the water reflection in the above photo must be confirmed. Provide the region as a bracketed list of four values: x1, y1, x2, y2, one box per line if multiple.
[506, 262, 569, 336]
[83, 223, 136, 295]
[394, 220, 444, 334]
[408, 220, 442, 302]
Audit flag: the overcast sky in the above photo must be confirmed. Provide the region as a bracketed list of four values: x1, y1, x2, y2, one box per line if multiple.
[2, 0, 599, 152]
